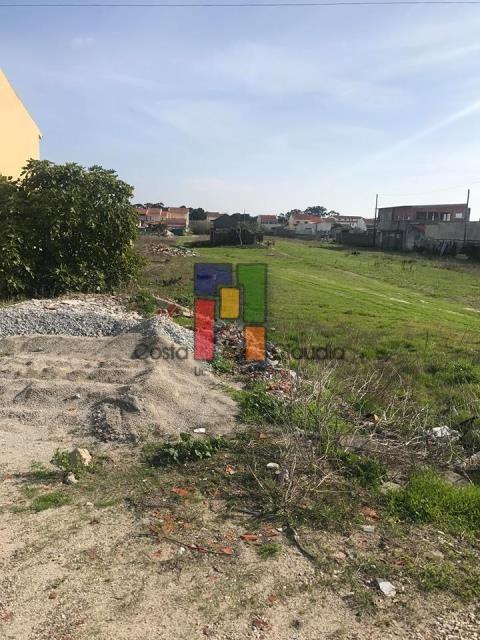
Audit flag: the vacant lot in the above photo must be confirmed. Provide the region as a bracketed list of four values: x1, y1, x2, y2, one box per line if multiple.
[1, 241, 478, 640]
[140, 237, 480, 420]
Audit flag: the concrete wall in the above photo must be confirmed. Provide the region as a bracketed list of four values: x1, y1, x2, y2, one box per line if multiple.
[0, 70, 41, 178]
[338, 230, 374, 247]
[424, 222, 480, 243]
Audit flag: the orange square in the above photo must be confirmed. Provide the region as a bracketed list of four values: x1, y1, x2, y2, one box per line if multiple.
[245, 326, 266, 361]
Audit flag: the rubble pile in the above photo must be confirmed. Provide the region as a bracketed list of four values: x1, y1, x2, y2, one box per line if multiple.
[0, 296, 142, 337]
[149, 245, 197, 257]
[0, 295, 194, 346]
[215, 322, 298, 397]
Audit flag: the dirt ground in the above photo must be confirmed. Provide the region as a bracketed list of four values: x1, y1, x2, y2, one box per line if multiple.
[0, 331, 477, 639]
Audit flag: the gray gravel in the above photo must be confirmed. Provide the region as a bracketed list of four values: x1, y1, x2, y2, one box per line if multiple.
[134, 316, 194, 350]
[0, 295, 194, 349]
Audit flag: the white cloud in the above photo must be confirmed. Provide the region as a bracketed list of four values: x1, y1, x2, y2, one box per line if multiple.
[195, 41, 409, 109]
[70, 36, 94, 49]
[132, 98, 252, 142]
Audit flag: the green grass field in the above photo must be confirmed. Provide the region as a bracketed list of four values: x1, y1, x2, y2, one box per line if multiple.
[139, 237, 480, 421]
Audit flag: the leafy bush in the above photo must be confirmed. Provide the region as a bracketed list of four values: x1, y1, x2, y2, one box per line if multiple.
[211, 354, 234, 374]
[0, 160, 144, 298]
[386, 469, 480, 536]
[145, 432, 224, 465]
[238, 385, 287, 424]
[336, 450, 385, 487]
[50, 448, 95, 477]
[130, 289, 158, 317]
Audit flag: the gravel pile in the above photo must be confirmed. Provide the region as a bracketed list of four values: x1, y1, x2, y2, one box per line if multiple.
[134, 316, 194, 351]
[0, 295, 194, 349]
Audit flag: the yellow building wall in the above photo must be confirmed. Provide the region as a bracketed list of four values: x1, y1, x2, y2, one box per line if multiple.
[0, 69, 41, 179]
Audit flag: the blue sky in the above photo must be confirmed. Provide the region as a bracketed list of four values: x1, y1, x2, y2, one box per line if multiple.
[1, 1, 480, 217]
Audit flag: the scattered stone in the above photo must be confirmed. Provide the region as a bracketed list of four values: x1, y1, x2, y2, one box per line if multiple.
[64, 472, 78, 485]
[361, 525, 376, 533]
[443, 470, 468, 486]
[334, 551, 347, 563]
[251, 617, 270, 631]
[380, 481, 402, 494]
[460, 451, 480, 472]
[427, 426, 460, 441]
[376, 579, 396, 597]
[194, 428, 206, 434]
[149, 245, 197, 258]
[426, 549, 445, 561]
[276, 468, 290, 484]
[69, 448, 92, 468]
[266, 462, 280, 473]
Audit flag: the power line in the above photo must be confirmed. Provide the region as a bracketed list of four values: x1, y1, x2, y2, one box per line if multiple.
[1, 1, 480, 6]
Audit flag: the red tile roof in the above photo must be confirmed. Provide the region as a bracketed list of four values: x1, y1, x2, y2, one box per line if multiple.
[292, 213, 323, 223]
[145, 207, 167, 218]
[258, 215, 277, 222]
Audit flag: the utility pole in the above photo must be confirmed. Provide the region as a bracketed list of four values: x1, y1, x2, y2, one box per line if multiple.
[373, 193, 378, 248]
[463, 188, 470, 249]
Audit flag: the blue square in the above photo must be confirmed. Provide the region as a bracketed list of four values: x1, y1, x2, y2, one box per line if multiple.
[194, 263, 233, 297]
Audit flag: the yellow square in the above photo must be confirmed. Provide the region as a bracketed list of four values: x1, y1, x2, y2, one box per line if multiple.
[220, 287, 240, 319]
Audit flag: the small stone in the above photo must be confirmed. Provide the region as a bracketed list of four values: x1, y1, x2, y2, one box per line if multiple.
[428, 426, 460, 441]
[361, 525, 376, 533]
[85, 501, 94, 507]
[193, 428, 206, 434]
[64, 472, 78, 485]
[461, 451, 480, 472]
[380, 481, 402, 494]
[334, 551, 347, 563]
[69, 448, 92, 467]
[266, 462, 280, 472]
[443, 470, 468, 486]
[376, 579, 396, 597]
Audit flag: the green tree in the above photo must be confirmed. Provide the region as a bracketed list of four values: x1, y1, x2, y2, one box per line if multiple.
[0, 160, 143, 297]
[305, 205, 327, 216]
[0, 176, 31, 296]
[190, 207, 206, 220]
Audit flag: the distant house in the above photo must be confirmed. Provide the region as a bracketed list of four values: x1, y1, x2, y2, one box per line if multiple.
[206, 211, 222, 223]
[288, 212, 366, 235]
[377, 203, 471, 251]
[257, 214, 281, 230]
[0, 69, 42, 179]
[332, 215, 366, 231]
[378, 204, 470, 225]
[136, 205, 189, 232]
[288, 213, 322, 234]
